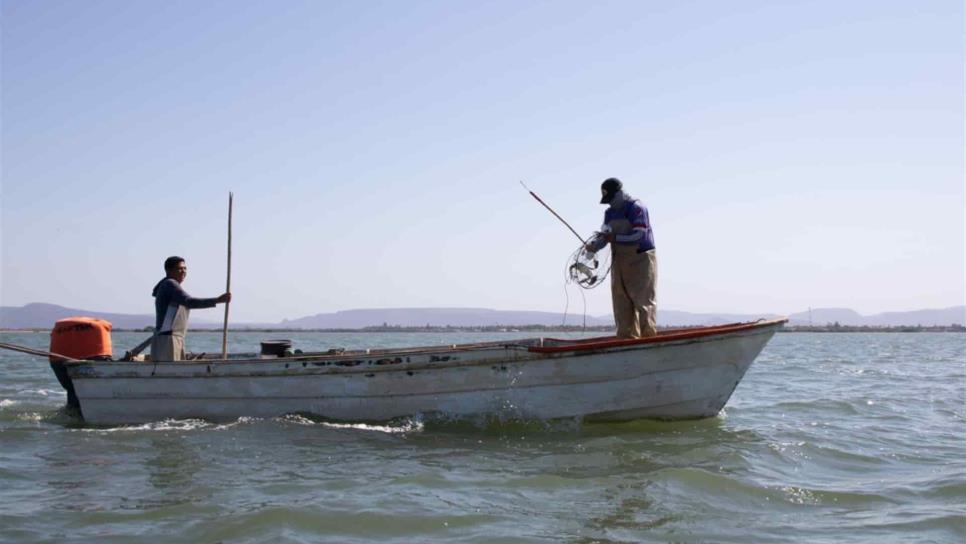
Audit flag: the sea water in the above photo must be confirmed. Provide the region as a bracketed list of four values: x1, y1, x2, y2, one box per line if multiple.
[1, 331, 963, 543]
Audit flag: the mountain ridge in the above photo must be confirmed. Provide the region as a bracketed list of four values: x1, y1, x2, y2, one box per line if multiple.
[1, 302, 962, 329]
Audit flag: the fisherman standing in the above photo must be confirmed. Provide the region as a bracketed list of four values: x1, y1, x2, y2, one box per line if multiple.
[585, 178, 657, 338]
[150, 256, 231, 361]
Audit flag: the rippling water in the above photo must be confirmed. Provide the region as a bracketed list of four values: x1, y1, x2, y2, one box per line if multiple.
[1, 331, 963, 543]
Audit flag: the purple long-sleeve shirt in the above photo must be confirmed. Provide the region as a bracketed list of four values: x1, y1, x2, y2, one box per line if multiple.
[589, 198, 656, 253]
[151, 278, 218, 332]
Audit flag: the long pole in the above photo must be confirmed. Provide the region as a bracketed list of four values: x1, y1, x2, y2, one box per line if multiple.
[221, 192, 233, 359]
[122, 335, 154, 361]
[0, 341, 82, 362]
[520, 181, 587, 245]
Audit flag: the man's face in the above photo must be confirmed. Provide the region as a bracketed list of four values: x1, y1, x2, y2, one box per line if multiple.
[168, 261, 188, 283]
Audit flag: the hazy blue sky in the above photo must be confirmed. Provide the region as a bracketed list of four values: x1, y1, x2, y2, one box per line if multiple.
[2, 0, 963, 323]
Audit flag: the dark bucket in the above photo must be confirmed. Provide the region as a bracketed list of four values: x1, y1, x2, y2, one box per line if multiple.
[260, 339, 292, 357]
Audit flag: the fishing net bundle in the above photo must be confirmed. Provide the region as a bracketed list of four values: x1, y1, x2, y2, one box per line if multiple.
[559, 234, 611, 329]
[566, 236, 611, 290]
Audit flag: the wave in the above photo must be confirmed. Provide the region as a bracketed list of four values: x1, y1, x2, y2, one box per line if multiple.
[19, 388, 65, 398]
[651, 466, 902, 509]
[15, 411, 45, 423]
[286, 413, 424, 434]
[851, 513, 966, 536]
[176, 506, 500, 543]
[68, 414, 426, 435]
[72, 418, 218, 433]
[766, 398, 863, 415]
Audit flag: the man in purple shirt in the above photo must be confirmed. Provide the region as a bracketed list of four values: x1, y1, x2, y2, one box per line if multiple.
[585, 178, 658, 338]
[150, 256, 231, 361]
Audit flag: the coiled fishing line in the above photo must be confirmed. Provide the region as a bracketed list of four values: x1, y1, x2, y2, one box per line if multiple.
[560, 239, 611, 329]
[567, 243, 611, 290]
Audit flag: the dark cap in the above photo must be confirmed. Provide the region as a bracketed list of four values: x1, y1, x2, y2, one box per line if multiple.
[600, 177, 622, 204]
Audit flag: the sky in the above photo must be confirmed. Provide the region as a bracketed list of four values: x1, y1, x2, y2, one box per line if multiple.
[1, 0, 963, 323]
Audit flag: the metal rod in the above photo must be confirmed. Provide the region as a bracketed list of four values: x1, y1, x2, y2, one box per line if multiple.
[221, 192, 233, 359]
[520, 181, 587, 245]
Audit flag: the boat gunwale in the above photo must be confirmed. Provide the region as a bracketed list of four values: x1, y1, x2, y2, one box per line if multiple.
[64, 319, 786, 379]
[62, 318, 787, 365]
[532, 318, 788, 353]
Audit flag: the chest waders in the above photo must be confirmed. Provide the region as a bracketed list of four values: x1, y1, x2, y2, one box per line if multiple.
[150, 304, 191, 361]
[607, 217, 658, 338]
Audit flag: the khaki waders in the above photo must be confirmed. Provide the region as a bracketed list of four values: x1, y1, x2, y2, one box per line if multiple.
[607, 217, 658, 338]
[150, 304, 191, 361]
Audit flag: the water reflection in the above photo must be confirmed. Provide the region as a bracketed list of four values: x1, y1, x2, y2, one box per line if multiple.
[38, 429, 114, 514]
[140, 435, 208, 509]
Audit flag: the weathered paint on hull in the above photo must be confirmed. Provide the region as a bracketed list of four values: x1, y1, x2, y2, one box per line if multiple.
[66, 320, 783, 425]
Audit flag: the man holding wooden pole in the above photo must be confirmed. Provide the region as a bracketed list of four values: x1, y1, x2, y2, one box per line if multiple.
[150, 256, 231, 361]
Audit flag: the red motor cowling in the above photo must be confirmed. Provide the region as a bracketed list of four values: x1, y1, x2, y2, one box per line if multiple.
[50, 317, 113, 361]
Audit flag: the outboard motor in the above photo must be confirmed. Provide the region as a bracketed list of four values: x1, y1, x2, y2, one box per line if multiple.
[49, 317, 113, 409]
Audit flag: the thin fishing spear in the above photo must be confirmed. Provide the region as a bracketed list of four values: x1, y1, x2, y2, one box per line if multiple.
[221, 192, 233, 359]
[519, 181, 587, 245]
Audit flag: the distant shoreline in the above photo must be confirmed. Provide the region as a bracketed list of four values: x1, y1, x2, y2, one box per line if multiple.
[3, 325, 963, 333]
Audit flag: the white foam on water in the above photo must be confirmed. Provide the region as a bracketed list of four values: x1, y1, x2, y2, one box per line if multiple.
[319, 418, 424, 434]
[272, 413, 423, 434]
[0, 399, 19, 409]
[74, 418, 216, 433]
[781, 486, 820, 505]
[21, 388, 65, 399]
[62, 414, 424, 434]
[212, 416, 260, 430]
[280, 414, 317, 426]
[71, 416, 288, 433]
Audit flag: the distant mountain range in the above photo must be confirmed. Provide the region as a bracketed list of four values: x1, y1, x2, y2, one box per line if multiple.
[279, 308, 614, 328]
[784, 306, 965, 327]
[0, 303, 175, 330]
[1, 302, 963, 330]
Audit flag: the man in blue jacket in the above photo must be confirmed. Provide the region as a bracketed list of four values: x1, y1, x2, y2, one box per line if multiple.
[585, 178, 658, 338]
[150, 256, 231, 361]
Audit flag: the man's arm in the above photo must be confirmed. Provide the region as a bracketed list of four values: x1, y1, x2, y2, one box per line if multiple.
[165, 281, 228, 309]
[614, 227, 645, 244]
[585, 232, 609, 253]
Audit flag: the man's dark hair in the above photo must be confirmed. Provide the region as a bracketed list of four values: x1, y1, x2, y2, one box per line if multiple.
[164, 256, 185, 272]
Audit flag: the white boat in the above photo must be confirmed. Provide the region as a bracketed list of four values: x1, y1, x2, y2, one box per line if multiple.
[54, 318, 786, 425]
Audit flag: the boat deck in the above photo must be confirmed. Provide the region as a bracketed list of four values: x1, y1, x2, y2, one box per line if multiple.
[174, 319, 787, 363]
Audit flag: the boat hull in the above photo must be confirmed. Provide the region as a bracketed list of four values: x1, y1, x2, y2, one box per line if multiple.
[64, 320, 784, 425]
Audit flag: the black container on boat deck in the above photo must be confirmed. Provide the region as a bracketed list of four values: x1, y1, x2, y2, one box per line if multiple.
[260, 339, 292, 357]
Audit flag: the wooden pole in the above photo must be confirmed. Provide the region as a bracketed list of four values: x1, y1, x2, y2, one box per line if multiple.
[122, 335, 155, 361]
[221, 192, 233, 359]
[0, 341, 83, 363]
[519, 181, 587, 246]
